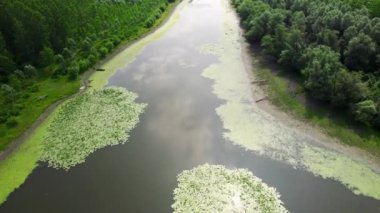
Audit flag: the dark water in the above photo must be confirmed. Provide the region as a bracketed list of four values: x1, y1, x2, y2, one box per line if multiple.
[1, 0, 380, 212]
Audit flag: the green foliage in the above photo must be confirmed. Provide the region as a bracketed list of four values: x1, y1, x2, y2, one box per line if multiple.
[5, 118, 18, 128]
[23, 64, 37, 78]
[0, 0, 170, 84]
[353, 100, 377, 125]
[40, 87, 146, 169]
[67, 63, 79, 80]
[38, 47, 55, 68]
[344, 33, 376, 71]
[232, 0, 380, 129]
[172, 164, 288, 213]
[343, 0, 380, 17]
[0, 0, 173, 153]
[301, 46, 342, 101]
[1, 84, 16, 103]
[368, 0, 380, 17]
[332, 70, 369, 107]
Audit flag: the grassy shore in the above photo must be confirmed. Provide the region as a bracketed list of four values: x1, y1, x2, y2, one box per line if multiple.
[0, 78, 79, 151]
[255, 61, 380, 157]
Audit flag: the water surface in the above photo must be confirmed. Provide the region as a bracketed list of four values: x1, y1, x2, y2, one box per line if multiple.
[1, 0, 380, 212]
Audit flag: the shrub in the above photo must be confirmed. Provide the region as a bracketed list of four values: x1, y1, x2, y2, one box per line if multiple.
[6, 118, 18, 128]
[67, 63, 79, 80]
[98, 47, 108, 58]
[28, 84, 39, 93]
[352, 100, 377, 125]
[0, 112, 10, 124]
[78, 59, 90, 73]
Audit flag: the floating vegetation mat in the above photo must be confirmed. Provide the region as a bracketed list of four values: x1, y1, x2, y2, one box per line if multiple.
[172, 164, 288, 213]
[40, 87, 146, 169]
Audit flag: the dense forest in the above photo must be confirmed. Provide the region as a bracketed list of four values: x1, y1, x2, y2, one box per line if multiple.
[0, 0, 173, 150]
[232, 0, 380, 129]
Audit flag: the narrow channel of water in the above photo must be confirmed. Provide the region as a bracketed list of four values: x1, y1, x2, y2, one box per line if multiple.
[1, 0, 379, 212]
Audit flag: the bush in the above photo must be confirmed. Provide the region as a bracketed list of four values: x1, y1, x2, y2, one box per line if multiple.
[9, 108, 20, 116]
[23, 65, 38, 77]
[78, 59, 90, 73]
[105, 41, 114, 51]
[111, 36, 121, 46]
[352, 100, 377, 125]
[28, 84, 39, 93]
[98, 47, 108, 58]
[145, 16, 156, 28]
[0, 112, 10, 124]
[88, 54, 98, 65]
[6, 118, 18, 128]
[67, 64, 79, 80]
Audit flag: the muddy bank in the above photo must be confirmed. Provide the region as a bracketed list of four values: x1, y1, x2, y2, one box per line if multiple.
[241, 40, 380, 173]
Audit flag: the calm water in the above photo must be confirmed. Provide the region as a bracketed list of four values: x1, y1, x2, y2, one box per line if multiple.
[1, 0, 380, 212]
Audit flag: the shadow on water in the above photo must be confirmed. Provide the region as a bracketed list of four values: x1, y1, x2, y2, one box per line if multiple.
[1, 0, 380, 212]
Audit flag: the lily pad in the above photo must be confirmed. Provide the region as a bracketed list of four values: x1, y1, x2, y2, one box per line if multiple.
[172, 164, 288, 213]
[40, 87, 146, 170]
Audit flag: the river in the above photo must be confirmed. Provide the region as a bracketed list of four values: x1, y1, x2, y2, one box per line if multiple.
[1, 0, 380, 212]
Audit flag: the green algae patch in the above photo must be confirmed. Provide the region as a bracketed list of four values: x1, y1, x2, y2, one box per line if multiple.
[303, 146, 380, 199]
[89, 1, 186, 90]
[172, 164, 288, 213]
[198, 0, 380, 200]
[0, 103, 62, 204]
[41, 88, 146, 169]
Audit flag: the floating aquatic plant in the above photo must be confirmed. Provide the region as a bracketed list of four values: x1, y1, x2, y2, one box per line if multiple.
[40, 87, 146, 170]
[172, 164, 288, 213]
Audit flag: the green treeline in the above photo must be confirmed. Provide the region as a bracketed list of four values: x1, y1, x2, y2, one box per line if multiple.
[0, 0, 173, 150]
[232, 0, 380, 129]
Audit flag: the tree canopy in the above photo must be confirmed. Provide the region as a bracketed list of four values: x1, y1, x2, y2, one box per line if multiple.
[0, 0, 171, 148]
[233, 0, 380, 128]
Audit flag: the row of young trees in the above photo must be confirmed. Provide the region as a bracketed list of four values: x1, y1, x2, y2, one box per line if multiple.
[232, 0, 380, 128]
[0, 0, 171, 125]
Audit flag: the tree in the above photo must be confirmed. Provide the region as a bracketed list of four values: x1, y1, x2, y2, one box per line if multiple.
[0, 33, 16, 79]
[301, 46, 342, 101]
[344, 33, 376, 71]
[316, 29, 340, 52]
[261, 24, 288, 57]
[67, 63, 79, 80]
[279, 29, 305, 69]
[291, 11, 306, 32]
[38, 47, 55, 68]
[237, 0, 256, 20]
[331, 70, 369, 107]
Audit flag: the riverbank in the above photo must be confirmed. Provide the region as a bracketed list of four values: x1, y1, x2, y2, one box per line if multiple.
[0, 0, 181, 205]
[244, 45, 380, 160]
